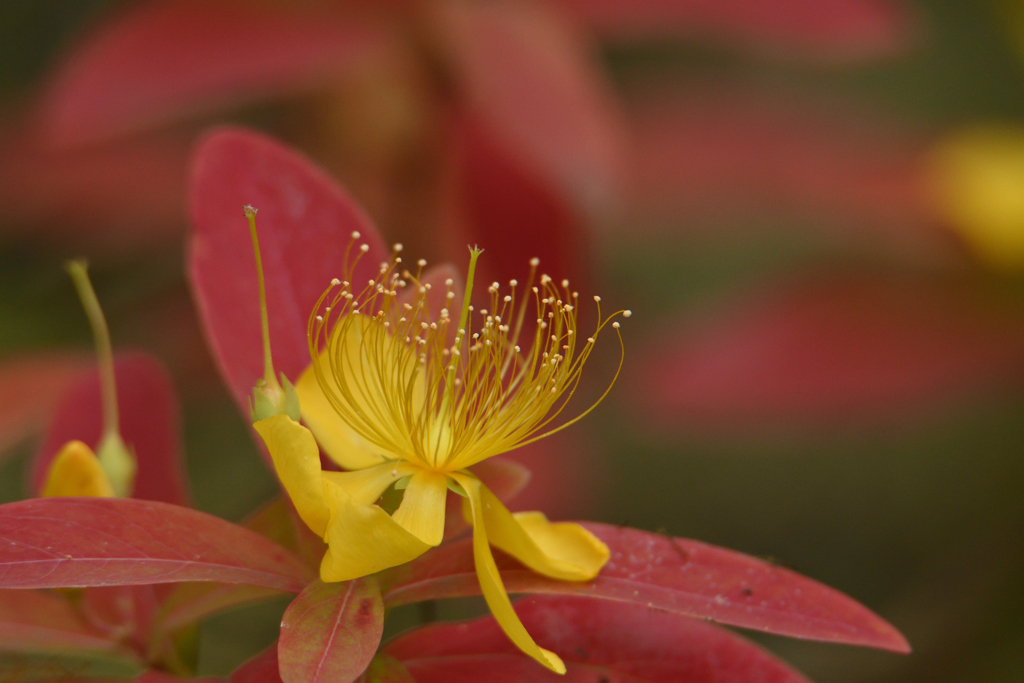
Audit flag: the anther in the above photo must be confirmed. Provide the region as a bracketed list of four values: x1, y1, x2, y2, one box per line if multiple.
[351, 231, 361, 239]
[623, 310, 633, 318]
[360, 244, 369, 252]
[330, 278, 341, 286]
[529, 257, 540, 267]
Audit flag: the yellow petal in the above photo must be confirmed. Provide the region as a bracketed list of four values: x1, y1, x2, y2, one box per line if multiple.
[253, 415, 330, 538]
[41, 441, 114, 498]
[391, 470, 448, 546]
[296, 362, 387, 471]
[319, 479, 431, 582]
[459, 483, 608, 582]
[321, 462, 416, 505]
[450, 473, 566, 675]
[929, 126, 1024, 269]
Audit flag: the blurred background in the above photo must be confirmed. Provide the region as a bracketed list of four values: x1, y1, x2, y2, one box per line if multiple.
[1, 0, 1023, 681]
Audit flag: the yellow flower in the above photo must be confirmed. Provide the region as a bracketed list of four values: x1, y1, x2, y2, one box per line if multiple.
[929, 125, 1024, 270]
[254, 245, 628, 674]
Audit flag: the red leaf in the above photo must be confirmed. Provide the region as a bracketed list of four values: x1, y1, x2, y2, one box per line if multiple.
[79, 585, 159, 650]
[278, 578, 384, 683]
[231, 646, 282, 683]
[631, 276, 1024, 429]
[188, 127, 389, 418]
[451, 114, 592, 298]
[618, 84, 934, 254]
[0, 588, 133, 655]
[37, 0, 380, 148]
[0, 124, 191, 250]
[387, 595, 811, 682]
[0, 498, 312, 592]
[553, 0, 915, 61]
[0, 352, 88, 458]
[441, 1, 626, 212]
[381, 522, 909, 653]
[30, 351, 189, 506]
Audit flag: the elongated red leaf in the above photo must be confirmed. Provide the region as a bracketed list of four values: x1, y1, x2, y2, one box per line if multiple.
[631, 276, 1024, 429]
[387, 595, 811, 682]
[0, 589, 128, 653]
[0, 124, 190, 249]
[553, 0, 914, 61]
[231, 645, 281, 683]
[451, 115, 592, 303]
[0, 498, 311, 592]
[382, 522, 909, 652]
[188, 128, 389, 417]
[31, 351, 189, 506]
[278, 578, 383, 683]
[0, 589, 145, 680]
[0, 353, 87, 458]
[441, 1, 626, 213]
[38, 0, 380, 148]
[617, 84, 933, 253]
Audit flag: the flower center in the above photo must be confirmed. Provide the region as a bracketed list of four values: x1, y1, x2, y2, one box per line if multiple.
[308, 238, 628, 473]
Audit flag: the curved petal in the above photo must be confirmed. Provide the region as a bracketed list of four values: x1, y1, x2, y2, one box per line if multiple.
[253, 416, 329, 538]
[320, 480, 431, 582]
[321, 462, 416, 505]
[392, 470, 448, 546]
[449, 473, 565, 674]
[41, 440, 114, 498]
[464, 482, 607, 581]
[296, 362, 387, 471]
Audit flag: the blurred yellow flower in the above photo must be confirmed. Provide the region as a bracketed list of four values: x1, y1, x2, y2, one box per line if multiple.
[929, 125, 1024, 269]
[255, 245, 628, 674]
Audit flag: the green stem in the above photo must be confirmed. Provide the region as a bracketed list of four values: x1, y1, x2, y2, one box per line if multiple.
[66, 261, 119, 441]
[246, 205, 278, 388]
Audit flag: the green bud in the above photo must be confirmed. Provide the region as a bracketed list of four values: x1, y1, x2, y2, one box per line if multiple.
[95, 432, 136, 498]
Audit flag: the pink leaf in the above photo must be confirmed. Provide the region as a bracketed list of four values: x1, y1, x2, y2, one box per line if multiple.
[0, 588, 134, 655]
[278, 578, 384, 683]
[188, 127, 389, 418]
[631, 276, 1024, 429]
[618, 84, 936, 256]
[0, 498, 312, 592]
[553, 0, 915, 61]
[381, 522, 909, 653]
[0, 352, 88, 458]
[0, 123, 191, 250]
[387, 595, 812, 682]
[231, 646, 282, 683]
[30, 351, 189, 506]
[451, 114, 592, 297]
[440, 1, 626, 212]
[38, 0, 381, 148]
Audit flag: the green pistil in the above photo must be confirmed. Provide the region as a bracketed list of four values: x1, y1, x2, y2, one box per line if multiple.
[245, 205, 300, 423]
[66, 260, 136, 497]
[457, 246, 483, 339]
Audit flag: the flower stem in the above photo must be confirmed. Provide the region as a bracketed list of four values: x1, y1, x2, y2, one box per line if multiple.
[245, 205, 278, 388]
[66, 260, 118, 441]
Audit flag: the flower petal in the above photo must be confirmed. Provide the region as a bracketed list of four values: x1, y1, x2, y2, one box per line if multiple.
[449, 473, 565, 674]
[253, 416, 329, 538]
[296, 362, 387, 471]
[41, 440, 114, 498]
[466, 482, 608, 582]
[321, 462, 416, 505]
[392, 470, 448, 546]
[320, 480, 431, 582]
